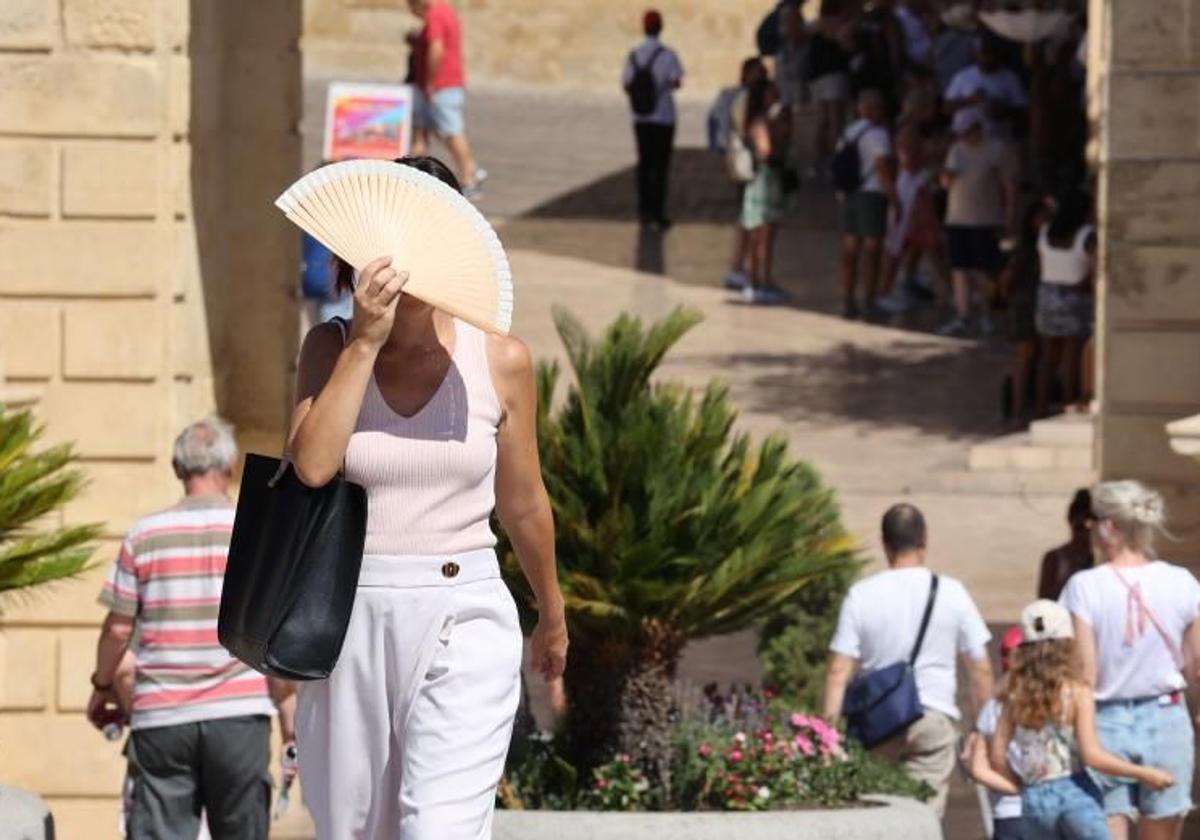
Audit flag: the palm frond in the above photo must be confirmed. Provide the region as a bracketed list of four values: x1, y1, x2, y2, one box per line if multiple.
[0, 406, 101, 604]
[499, 311, 857, 648]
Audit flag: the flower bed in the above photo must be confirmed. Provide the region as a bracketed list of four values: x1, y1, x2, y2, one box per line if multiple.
[502, 690, 933, 814]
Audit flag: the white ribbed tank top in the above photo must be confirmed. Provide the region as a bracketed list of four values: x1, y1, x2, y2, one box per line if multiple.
[340, 318, 500, 556]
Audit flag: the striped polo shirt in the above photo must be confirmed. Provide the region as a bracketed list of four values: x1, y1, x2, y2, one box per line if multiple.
[99, 494, 273, 730]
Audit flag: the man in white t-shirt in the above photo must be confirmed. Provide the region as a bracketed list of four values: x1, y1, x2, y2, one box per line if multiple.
[622, 9, 684, 230]
[945, 36, 1027, 141]
[838, 89, 896, 320]
[823, 503, 993, 818]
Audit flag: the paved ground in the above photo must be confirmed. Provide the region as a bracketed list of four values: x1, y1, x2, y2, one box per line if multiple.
[294, 79, 1098, 839]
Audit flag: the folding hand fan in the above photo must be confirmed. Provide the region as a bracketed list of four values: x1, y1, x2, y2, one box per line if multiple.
[275, 159, 513, 334]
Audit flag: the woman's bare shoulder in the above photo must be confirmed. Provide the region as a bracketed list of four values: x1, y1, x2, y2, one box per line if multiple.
[485, 333, 533, 377]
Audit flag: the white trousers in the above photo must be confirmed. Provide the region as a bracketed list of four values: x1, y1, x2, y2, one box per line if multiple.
[296, 549, 523, 840]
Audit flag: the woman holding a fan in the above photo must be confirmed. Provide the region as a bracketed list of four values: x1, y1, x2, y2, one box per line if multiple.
[285, 156, 567, 838]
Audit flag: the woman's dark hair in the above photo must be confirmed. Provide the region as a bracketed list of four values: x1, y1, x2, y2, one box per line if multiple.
[1067, 488, 1093, 524]
[743, 78, 773, 125]
[740, 56, 765, 85]
[332, 155, 462, 295]
[1047, 188, 1090, 243]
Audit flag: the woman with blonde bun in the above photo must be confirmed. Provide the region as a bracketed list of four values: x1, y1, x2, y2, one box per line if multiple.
[1059, 480, 1200, 840]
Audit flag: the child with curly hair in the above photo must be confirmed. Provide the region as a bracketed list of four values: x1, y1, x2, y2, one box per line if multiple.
[969, 600, 1172, 839]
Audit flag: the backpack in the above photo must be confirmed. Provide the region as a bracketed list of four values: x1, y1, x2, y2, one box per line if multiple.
[755, 7, 783, 56]
[626, 46, 664, 116]
[831, 124, 872, 194]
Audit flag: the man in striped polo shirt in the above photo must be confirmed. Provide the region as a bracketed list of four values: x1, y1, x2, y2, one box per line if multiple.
[87, 417, 292, 840]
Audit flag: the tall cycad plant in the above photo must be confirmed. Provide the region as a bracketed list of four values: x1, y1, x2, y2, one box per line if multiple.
[500, 308, 856, 788]
[0, 406, 99, 599]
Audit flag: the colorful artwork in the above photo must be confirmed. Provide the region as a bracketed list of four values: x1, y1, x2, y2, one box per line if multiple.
[323, 82, 414, 161]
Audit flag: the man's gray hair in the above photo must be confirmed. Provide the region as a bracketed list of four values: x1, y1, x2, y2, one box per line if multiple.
[171, 416, 238, 479]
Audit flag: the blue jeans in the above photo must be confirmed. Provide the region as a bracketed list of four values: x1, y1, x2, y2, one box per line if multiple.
[1021, 774, 1108, 840]
[1095, 696, 1194, 819]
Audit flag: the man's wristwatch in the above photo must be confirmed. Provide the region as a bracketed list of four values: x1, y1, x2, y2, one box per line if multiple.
[90, 672, 113, 691]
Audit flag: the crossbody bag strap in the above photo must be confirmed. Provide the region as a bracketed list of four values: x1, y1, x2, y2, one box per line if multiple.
[1109, 565, 1184, 670]
[908, 573, 940, 667]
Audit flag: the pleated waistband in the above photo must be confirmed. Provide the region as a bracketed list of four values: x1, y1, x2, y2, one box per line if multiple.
[357, 548, 500, 588]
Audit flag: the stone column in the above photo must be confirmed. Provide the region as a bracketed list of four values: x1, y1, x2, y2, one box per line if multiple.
[0, 2, 300, 834]
[1093, 0, 1200, 562]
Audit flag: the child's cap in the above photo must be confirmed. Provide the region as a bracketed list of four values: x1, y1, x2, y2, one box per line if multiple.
[1020, 599, 1074, 644]
[1000, 625, 1024, 655]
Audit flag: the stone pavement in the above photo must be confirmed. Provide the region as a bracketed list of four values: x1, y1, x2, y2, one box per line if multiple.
[292, 79, 1093, 839]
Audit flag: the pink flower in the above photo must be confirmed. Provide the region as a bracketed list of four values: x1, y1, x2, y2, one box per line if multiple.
[789, 713, 812, 730]
[794, 735, 815, 756]
[618, 753, 631, 764]
[596, 778, 609, 790]
[698, 743, 713, 758]
[729, 750, 744, 763]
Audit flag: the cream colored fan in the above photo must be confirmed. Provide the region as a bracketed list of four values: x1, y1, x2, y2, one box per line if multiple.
[275, 159, 513, 334]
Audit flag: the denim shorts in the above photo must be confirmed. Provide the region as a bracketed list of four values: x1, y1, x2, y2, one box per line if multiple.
[1021, 773, 1108, 840]
[414, 86, 465, 137]
[1094, 696, 1194, 819]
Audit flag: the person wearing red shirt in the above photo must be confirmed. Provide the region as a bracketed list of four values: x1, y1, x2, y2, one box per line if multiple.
[408, 0, 485, 196]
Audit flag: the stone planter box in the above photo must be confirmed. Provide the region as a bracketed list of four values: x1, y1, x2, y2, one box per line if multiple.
[493, 795, 942, 840]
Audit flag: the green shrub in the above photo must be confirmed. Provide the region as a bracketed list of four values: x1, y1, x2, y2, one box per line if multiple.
[498, 307, 858, 787]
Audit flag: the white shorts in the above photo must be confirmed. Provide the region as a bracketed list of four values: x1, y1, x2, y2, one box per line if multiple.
[296, 549, 522, 839]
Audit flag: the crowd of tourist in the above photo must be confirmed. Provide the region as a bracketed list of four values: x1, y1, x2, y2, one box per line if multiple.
[694, 0, 1091, 427]
[824, 482, 1200, 839]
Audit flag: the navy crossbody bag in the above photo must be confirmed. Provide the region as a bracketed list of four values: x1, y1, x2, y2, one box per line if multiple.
[842, 574, 939, 748]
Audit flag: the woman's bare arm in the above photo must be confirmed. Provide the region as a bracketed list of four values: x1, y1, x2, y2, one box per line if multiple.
[288, 257, 403, 486]
[488, 334, 566, 680]
[1074, 683, 1172, 788]
[1072, 615, 1098, 688]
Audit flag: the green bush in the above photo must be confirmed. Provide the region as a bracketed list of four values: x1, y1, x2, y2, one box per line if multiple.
[498, 307, 858, 786]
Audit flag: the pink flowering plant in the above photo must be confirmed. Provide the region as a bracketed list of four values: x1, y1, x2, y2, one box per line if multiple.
[587, 753, 652, 811]
[669, 686, 933, 811]
[503, 686, 932, 812]
[675, 712, 849, 810]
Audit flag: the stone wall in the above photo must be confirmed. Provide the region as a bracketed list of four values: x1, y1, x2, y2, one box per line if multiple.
[1093, 0, 1200, 560]
[0, 2, 301, 835]
[302, 0, 772, 93]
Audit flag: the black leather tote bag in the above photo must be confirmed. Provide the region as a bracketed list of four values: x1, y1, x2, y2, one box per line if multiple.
[218, 453, 367, 680]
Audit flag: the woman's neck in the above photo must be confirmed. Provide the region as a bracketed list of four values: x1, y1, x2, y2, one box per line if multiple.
[385, 301, 446, 353]
[1105, 546, 1150, 568]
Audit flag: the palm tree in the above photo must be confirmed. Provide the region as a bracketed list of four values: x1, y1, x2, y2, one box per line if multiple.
[499, 307, 857, 791]
[0, 406, 100, 599]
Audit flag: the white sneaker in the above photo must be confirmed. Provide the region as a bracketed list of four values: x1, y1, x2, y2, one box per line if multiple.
[875, 290, 912, 314]
[741, 285, 759, 304]
[724, 270, 749, 291]
[935, 317, 970, 337]
[463, 167, 488, 201]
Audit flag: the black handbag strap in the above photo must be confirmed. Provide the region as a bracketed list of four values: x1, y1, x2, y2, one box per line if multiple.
[907, 574, 939, 667]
